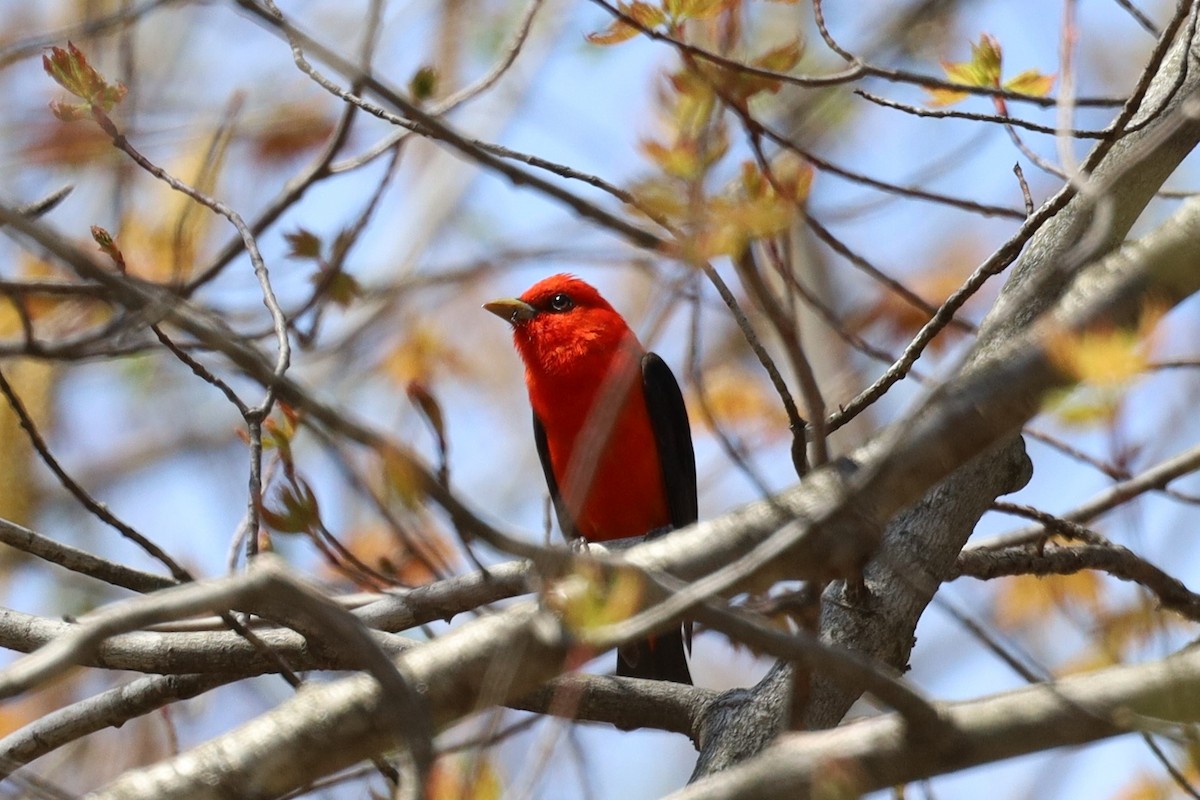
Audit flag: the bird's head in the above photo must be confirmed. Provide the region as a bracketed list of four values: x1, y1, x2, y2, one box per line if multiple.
[484, 274, 638, 377]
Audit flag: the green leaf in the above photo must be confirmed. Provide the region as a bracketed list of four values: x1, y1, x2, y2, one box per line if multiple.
[1004, 68, 1055, 97]
[969, 34, 1003, 84]
[409, 66, 438, 102]
[926, 33, 1005, 107]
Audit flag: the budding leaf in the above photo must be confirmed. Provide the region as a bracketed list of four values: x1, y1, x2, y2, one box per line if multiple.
[90, 225, 126, 272]
[409, 66, 438, 102]
[926, 33, 1052, 111]
[43, 42, 127, 121]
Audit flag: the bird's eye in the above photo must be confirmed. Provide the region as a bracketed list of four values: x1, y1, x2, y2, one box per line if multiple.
[548, 293, 574, 312]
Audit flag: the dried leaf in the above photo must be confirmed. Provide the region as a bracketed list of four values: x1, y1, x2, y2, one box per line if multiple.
[629, 177, 689, 222]
[118, 122, 234, 282]
[586, 19, 641, 45]
[320, 271, 361, 308]
[1061, 602, 1184, 673]
[698, 157, 809, 256]
[407, 381, 446, 450]
[10, 255, 110, 335]
[22, 118, 111, 165]
[285, 228, 322, 261]
[260, 477, 321, 535]
[384, 322, 470, 384]
[849, 257, 974, 351]
[325, 523, 457, 587]
[624, 1, 668, 28]
[689, 365, 788, 438]
[249, 103, 335, 162]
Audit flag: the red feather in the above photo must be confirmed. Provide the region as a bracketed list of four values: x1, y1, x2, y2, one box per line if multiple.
[510, 275, 669, 541]
[487, 274, 695, 684]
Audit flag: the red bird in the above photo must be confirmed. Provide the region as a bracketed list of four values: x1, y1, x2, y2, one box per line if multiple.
[485, 274, 696, 684]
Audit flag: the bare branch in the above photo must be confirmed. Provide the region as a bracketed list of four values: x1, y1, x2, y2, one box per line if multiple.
[673, 645, 1200, 798]
[954, 542, 1200, 622]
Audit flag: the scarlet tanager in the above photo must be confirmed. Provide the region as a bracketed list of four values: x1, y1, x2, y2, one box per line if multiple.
[485, 274, 696, 684]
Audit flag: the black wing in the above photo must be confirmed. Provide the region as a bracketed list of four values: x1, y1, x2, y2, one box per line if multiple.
[641, 353, 698, 528]
[619, 353, 696, 683]
[533, 412, 578, 540]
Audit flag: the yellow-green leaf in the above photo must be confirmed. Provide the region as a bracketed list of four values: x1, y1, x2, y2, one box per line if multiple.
[629, 178, 688, 222]
[1047, 387, 1121, 429]
[586, 2, 664, 45]
[642, 138, 704, 180]
[753, 39, 804, 74]
[926, 33, 1005, 106]
[1004, 68, 1056, 97]
[670, 0, 727, 21]
[550, 562, 645, 632]
[586, 20, 641, 45]
[924, 86, 970, 107]
[626, 1, 667, 27]
[994, 571, 1103, 631]
[1046, 310, 1159, 388]
[969, 34, 1003, 83]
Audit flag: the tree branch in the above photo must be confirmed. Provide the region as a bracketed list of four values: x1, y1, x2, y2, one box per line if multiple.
[672, 645, 1200, 798]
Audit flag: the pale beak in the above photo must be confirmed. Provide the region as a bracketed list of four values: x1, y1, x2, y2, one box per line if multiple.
[483, 297, 538, 325]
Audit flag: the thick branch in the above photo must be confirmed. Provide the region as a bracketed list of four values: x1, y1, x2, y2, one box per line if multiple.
[671, 645, 1200, 798]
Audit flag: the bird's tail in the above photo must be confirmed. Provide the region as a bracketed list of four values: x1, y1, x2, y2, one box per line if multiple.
[617, 627, 692, 684]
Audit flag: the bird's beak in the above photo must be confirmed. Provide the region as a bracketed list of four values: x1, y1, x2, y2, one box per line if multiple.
[483, 297, 538, 325]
